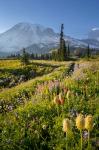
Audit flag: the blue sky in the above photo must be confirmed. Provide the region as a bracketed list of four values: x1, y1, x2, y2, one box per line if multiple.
[0, 0, 99, 39]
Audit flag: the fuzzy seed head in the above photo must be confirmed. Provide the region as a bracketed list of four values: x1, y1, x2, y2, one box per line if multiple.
[59, 93, 62, 100]
[53, 95, 60, 105]
[63, 118, 71, 132]
[76, 114, 85, 130]
[85, 115, 93, 131]
[66, 90, 71, 99]
[59, 93, 64, 105]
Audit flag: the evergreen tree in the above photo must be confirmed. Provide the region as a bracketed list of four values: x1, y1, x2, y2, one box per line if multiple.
[67, 44, 70, 57]
[60, 24, 64, 50]
[58, 24, 67, 61]
[87, 44, 91, 58]
[20, 48, 29, 65]
[31, 53, 34, 59]
[35, 53, 38, 60]
[51, 24, 67, 61]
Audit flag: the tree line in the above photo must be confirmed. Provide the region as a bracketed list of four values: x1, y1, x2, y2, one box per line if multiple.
[7, 24, 97, 65]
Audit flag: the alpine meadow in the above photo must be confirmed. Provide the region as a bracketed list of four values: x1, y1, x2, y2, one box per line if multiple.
[0, 0, 99, 150]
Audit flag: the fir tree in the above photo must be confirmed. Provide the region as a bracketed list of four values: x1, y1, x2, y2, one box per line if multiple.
[87, 44, 91, 58]
[67, 44, 70, 57]
[60, 24, 64, 50]
[31, 53, 34, 59]
[86, 44, 91, 59]
[20, 48, 29, 65]
[58, 24, 67, 61]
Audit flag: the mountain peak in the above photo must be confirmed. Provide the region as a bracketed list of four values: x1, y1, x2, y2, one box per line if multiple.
[14, 22, 45, 28]
[0, 22, 99, 56]
[12, 22, 46, 32]
[0, 22, 58, 53]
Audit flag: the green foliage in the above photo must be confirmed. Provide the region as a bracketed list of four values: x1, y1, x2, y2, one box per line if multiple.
[67, 44, 70, 57]
[52, 24, 67, 61]
[20, 48, 30, 65]
[0, 60, 57, 90]
[86, 44, 91, 59]
[0, 58, 99, 150]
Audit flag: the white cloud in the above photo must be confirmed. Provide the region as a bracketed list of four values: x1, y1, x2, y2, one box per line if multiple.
[92, 28, 99, 31]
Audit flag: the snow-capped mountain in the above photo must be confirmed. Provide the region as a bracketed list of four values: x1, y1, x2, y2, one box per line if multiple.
[81, 28, 99, 48]
[0, 22, 99, 56]
[82, 39, 99, 48]
[0, 22, 59, 53]
[0, 22, 87, 56]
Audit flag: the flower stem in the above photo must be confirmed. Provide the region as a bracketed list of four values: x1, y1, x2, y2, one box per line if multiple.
[80, 130, 82, 150]
[66, 132, 68, 150]
[57, 105, 59, 116]
[88, 130, 90, 149]
[62, 105, 64, 112]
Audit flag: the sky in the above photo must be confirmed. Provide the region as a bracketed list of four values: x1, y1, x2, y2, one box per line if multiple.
[0, 0, 99, 39]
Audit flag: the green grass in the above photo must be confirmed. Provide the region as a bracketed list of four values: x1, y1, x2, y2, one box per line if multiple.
[0, 60, 61, 90]
[0, 60, 71, 113]
[0, 58, 99, 150]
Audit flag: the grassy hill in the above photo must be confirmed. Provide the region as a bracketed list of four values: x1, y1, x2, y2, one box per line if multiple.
[0, 58, 99, 150]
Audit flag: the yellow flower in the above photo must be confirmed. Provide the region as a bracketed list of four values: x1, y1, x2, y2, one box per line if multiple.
[85, 115, 93, 131]
[59, 93, 62, 100]
[63, 118, 71, 132]
[76, 114, 85, 130]
[66, 90, 71, 99]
